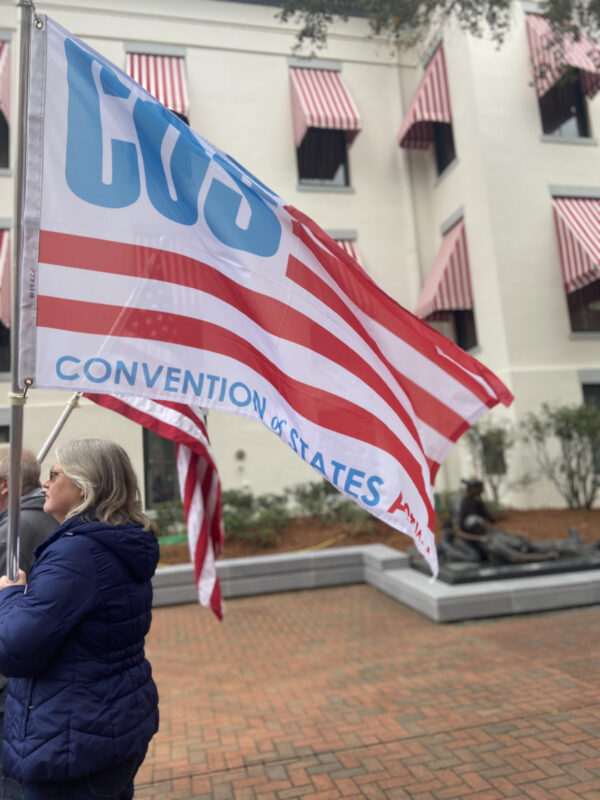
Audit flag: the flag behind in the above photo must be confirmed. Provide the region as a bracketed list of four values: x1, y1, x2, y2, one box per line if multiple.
[85, 393, 224, 618]
[21, 17, 513, 575]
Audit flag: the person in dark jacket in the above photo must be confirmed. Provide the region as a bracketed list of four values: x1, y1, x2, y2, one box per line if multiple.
[0, 446, 57, 800]
[0, 438, 159, 800]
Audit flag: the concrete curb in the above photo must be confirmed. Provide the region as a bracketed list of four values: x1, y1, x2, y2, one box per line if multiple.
[152, 545, 600, 622]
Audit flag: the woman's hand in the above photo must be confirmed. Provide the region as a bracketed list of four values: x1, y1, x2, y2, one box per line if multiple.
[0, 570, 26, 590]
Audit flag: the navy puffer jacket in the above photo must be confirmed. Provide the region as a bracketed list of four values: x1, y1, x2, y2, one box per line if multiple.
[0, 514, 159, 783]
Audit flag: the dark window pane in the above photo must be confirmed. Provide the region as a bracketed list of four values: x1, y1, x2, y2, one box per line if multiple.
[143, 428, 179, 508]
[0, 323, 10, 373]
[567, 279, 600, 332]
[433, 122, 456, 175]
[0, 111, 8, 169]
[583, 384, 600, 406]
[0, 426, 9, 443]
[539, 70, 589, 137]
[454, 309, 478, 351]
[297, 128, 349, 185]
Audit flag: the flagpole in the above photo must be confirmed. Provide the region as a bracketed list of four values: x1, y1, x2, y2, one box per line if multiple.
[37, 392, 82, 463]
[6, 0, 35, 580]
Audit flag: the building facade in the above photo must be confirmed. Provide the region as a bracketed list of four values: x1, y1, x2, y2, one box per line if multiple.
[0, 0, 598, 511]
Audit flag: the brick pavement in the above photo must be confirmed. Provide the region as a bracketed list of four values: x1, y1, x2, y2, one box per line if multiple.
[134, 585, 600, 799]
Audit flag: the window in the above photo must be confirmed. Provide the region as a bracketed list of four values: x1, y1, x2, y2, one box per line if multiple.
[0, 112, 7, 169]
[583, 383, 600, 406]
[454, 309, 478, 351]
[539, 70, 590, 138]
[0, 323, 9, 372]
[433, 122, 456, 175]
[289, 65, 361, 188]
[297, 128, 349, 186]
[567, 279, 600, 332]
[143, 429, 179, 509]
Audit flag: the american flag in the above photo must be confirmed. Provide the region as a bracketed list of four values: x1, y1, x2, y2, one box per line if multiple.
[23, 18, 514, 578]
[85, 393, 224, 619]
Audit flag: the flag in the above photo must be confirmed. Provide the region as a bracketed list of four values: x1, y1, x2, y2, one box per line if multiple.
[85, 393, 224, 618]
[20, 17, 513, 576]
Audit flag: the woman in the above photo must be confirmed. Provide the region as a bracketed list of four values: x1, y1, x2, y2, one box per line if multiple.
[0, 439, 159, 799]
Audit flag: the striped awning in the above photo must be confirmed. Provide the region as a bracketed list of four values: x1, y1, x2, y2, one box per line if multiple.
[415, 220, 473, 319]
[397, 45, 452, 150]
[126, 53, 190, 117]
[335, 238, 363, 267]
[526, 14, 600, 99]
[0, 42, 9, 123]
[553, 197, 600, 293]
[0, 230, 10, 327]
[289, 67, 361, 148]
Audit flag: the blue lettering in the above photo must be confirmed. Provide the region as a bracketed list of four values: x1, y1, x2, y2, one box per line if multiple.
[361, 475, 384, 507]
[182, 370, 204, 396]
[115, 360, 137, 386]
[64, 39, 140, 208]
[229, 381, 251, 407]
[164, 366, 181, 392]
[204, 169, 281, 258]
[56, 355, 80, 381]
[289, 427, 299, 454]
[299, 438, 309, 460]
[253, 391, 266, 420]
[83, 357, 111, 384]
[310, 451, 326, 476]
[344, 467, 365, 499]
[218, 377, 228, 402]
[142, 363, 163, 388]
[133, 99, 210, 225]
[331, 460, 347, 487]
[206, 374, 220, 399]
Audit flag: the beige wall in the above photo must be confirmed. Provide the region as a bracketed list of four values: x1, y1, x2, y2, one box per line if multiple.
[0, 0, 598, 507]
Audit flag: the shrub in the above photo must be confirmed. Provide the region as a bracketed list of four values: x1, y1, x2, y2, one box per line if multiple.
[221, 488, 290, 547]
[154, 499, 186, 539]
[289, 480, 340, 522]
[521, 402, 600, 509]
[464, 419, 515, 506]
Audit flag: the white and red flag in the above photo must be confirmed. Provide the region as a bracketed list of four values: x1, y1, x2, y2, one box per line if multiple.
[84, 394, 224, 618]
[19, 17, 513, 579]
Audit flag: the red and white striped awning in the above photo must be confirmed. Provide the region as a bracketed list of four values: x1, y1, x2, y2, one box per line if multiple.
[526, 14, 600, 99]
[397, 45, 452, 150]
[553, 197, 600, 293]
[289, 67, 361, 147]
[415, 220, 473, 319]
[0, 42, 10, 123]
[126, 53, 190, 117]
[0, 230, 10, 328]
[335, 238, 363, 267]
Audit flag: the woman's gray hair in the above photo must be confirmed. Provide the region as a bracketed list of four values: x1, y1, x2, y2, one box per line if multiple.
[56, 438, 156, 532]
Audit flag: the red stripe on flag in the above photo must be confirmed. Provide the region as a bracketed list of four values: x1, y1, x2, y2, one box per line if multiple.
[85, 392, 224, 619]
[40, 295, 435, 528]
[38, 229, 454, 450]
[286, 208, 512, 409]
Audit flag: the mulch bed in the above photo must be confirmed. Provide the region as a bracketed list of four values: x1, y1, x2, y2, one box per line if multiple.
[158, 507, 600, 566]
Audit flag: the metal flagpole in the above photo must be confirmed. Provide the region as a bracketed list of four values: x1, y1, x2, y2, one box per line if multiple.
[37, 393, 83, 463]
[6, 0, 36, 580]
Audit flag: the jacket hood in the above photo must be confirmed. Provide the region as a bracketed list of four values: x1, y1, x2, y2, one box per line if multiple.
[20, 489, 48, 513]
[36, 515, 159, 582]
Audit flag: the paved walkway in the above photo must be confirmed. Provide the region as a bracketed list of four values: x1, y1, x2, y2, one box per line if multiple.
[134, 585, 600, 799]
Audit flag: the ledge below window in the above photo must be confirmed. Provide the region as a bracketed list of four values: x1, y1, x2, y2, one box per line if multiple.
[540, 135, 598, 146]
[569, 331, 600, 339]
[297, 184, 355, 194]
